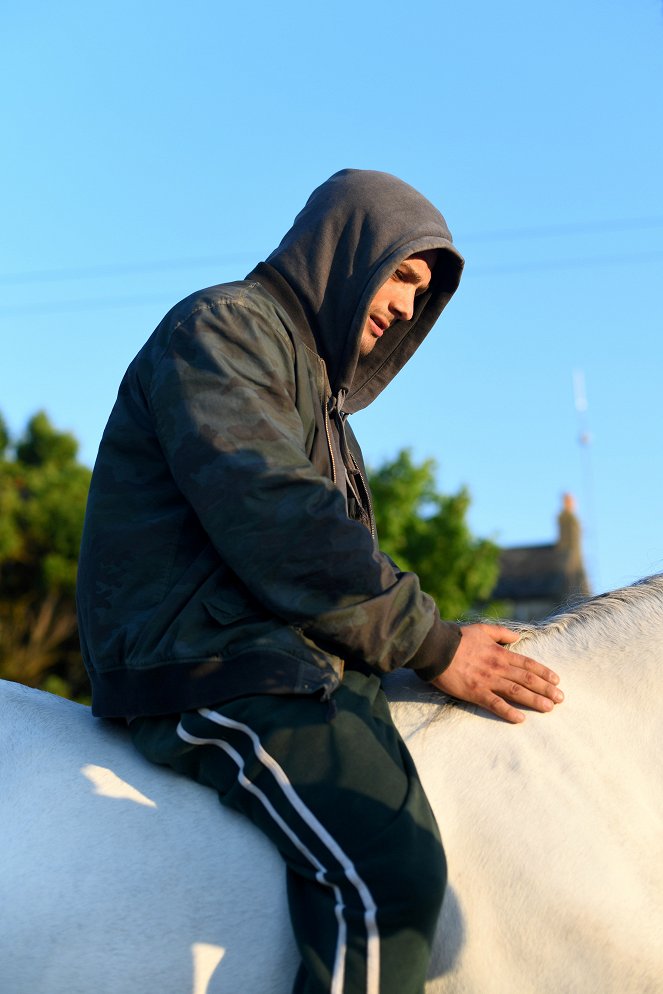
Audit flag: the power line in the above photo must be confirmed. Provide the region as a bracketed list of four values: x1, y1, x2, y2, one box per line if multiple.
[461, 215, 663, 242]
[0, 252, 257, 286]
[466, 247, 663, 278]
[1, 214, 662, 288]
[1, 247, 662, 317]
[0, 292, 172, 316]
[2, 248, 662, 316]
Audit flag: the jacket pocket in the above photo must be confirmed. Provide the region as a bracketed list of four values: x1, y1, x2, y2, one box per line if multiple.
[202, 588, 267, 627]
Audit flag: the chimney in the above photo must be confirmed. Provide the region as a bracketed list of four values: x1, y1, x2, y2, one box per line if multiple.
[557, 493, 590, 596]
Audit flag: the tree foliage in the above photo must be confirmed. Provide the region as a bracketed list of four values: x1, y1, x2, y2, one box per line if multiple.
[0, 412, 91, 700]
[368, 449, 500, 620]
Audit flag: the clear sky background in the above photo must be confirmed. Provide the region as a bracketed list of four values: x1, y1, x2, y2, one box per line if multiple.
[2, 0, 662, 597]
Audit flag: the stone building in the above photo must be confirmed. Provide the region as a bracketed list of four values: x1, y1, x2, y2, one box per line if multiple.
[491, 494, 590, 622]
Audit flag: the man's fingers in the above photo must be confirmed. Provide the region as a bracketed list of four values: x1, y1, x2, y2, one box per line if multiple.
[482, 645, 563, 698]
[436, 624, 565, 724]
[483, 693, 526, 725]
[511, 652, 562, 688]
[506, 662, 565, 703]
[482, 657, 565, 719]
[474, 629, 563, 688]
[482, 681, 559, 723]
[498, 680, 559, 712]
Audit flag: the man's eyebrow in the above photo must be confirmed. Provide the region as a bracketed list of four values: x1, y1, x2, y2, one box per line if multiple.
[396, 261, 432, 292]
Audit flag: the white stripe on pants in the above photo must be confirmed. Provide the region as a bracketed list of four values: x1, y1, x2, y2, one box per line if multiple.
[176, 707, 380, 994]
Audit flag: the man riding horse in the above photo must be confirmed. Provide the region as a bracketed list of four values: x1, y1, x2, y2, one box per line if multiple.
[76, 169, 564, 994]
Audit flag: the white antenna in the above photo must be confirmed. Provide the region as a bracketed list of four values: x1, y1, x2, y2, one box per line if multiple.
[572, 369, 598, 590]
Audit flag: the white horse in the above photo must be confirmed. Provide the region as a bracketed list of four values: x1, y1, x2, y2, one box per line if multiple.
[2, 575, 663, 994]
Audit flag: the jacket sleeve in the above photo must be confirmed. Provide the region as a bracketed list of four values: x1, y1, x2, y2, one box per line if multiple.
[147, 292, 460, 678]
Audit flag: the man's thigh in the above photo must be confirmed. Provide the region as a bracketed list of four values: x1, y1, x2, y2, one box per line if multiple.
[130, 670, 438, 859]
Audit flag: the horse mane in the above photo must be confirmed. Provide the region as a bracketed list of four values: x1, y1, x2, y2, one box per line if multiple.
[508, 572, 663, 656]
[386, 573, 663, 718]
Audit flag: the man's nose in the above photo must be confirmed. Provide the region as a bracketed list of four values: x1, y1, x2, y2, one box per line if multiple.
[391, 289, 415, 322]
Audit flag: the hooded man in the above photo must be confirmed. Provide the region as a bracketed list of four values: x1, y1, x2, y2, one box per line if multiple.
[77, 169, 563, 994]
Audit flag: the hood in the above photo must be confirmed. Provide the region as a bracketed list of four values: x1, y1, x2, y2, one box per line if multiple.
[248, 168, 464, 414]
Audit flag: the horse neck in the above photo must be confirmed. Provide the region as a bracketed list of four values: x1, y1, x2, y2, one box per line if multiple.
[511, 576, 663, 703]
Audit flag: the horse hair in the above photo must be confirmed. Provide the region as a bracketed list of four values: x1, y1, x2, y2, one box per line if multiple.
[505, 572, 663, 655]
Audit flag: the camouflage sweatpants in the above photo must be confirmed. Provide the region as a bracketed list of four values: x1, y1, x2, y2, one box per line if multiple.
[129, 670, 446, 994]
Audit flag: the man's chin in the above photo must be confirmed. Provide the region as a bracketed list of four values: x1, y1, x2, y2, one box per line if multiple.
[358, 335, 377, 359]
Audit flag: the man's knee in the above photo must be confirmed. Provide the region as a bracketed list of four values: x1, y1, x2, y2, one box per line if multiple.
[357, 807, 446, 936]
[391, 825, 446, 923]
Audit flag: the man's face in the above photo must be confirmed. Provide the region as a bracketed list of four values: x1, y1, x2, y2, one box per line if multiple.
[359, 250, 436, 357]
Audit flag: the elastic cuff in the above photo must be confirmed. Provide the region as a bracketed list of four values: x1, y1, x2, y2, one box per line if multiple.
[406, 615, 462, 682]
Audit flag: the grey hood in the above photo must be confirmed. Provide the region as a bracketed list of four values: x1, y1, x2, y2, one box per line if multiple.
[249, 168, 464, 414]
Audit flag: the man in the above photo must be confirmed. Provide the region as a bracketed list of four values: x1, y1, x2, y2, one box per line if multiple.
[77, 169, 563, 994]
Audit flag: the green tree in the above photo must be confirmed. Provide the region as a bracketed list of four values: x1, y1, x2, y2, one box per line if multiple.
[0, 412, 91, 699]
[368, 449, 500, 620]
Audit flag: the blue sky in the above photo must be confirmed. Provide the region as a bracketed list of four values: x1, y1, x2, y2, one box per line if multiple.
[2, 0, 662, 597]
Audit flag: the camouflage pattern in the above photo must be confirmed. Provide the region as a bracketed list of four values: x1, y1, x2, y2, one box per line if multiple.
[78, 170, 467, 717]
[77, 282, 460, 717]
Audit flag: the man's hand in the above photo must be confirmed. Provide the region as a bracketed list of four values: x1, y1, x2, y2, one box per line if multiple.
[431, 623, 564, 724]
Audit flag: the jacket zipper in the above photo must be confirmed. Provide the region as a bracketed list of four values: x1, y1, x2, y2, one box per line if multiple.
[356, 463, 376, 541]
[337, 397, 376, 542]
[350, 455, 376, 541]
[323, 396, 337, 484]
[324, 383, 374, 541]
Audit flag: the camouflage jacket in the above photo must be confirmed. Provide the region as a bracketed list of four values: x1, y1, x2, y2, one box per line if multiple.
[77, 170, 465, 718]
